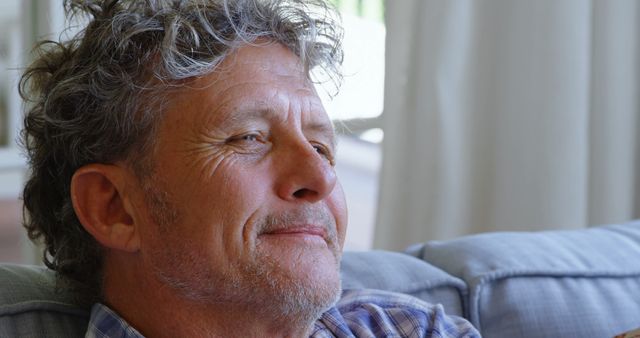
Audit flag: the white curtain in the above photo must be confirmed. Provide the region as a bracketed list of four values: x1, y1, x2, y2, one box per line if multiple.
[374, 0, 640, 250]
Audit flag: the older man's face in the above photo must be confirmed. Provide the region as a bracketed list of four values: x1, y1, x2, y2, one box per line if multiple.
[133, 43, 347, 313]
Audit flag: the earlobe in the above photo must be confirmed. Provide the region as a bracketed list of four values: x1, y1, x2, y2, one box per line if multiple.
[71, 164, 140, 253]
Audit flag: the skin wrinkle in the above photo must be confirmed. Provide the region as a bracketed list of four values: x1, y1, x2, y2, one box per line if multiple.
[180, 118, 263, 183]
[186, 147, 232, 181]
[241, 207, 263, 255]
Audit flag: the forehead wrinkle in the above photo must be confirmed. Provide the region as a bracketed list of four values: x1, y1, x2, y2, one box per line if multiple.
[305, 121, 337, 150]
[200, 92, 280, 132]
[225, 108, 281, 129]
[220, 89, 310, 128]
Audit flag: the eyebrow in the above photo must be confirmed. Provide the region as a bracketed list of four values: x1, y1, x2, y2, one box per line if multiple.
[305, 121, 338, 150]
[218, 108, 275, 128]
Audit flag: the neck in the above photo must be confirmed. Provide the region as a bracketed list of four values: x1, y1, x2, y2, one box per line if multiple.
[101, 255, 319, 337]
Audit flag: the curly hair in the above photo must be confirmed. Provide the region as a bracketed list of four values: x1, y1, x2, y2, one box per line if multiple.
[19, 0, 343, 301]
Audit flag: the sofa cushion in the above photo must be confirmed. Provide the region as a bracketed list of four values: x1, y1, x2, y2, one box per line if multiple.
[0, 263, 89, 337]
[341, 250, 467, 316]
[411, 222, 640, 338]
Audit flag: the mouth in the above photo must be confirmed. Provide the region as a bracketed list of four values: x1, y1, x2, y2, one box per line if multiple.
[260, 225, 328, 244]
[257, 207, 338, 250]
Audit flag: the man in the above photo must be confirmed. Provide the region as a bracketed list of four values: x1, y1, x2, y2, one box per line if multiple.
[20, 0, 480, 337]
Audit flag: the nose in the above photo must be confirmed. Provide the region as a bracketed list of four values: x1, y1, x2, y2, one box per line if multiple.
[276, 140, 338, 203]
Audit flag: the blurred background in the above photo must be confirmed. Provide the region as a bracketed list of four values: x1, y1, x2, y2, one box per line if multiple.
[1, 0, 639, 263]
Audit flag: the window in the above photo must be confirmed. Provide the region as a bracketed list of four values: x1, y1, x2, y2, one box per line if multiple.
[0, 0, 27, 263]
[322, 0, 386, 250]
[323, 0, 385, 143]
[0, 0, 66, 264]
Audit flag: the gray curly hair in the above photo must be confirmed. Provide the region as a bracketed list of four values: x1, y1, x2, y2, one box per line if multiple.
[19, 0, 343, 301]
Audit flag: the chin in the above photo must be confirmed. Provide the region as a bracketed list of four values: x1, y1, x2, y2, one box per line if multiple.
[246, 245, 342, 320]
[267, 270, 342, 321]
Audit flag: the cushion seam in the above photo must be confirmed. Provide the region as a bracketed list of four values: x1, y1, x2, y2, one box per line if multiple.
[0, 300, 89, 318]
[470, 269, 640, 284]
[375, 278, 468, 295]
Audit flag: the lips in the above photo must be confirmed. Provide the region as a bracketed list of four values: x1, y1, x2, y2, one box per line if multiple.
[262, 225, 327, 239]
[258, 207, 338, 248]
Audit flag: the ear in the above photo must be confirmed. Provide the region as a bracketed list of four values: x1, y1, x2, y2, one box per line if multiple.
[71, 164, 140, 253]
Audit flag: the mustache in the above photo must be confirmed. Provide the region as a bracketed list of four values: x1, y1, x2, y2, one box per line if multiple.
[258, 206, 339, 247]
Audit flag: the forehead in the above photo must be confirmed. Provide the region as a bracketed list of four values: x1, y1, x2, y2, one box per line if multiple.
[191, 42, 314, 99]
[160, 42, 334, 136]
[221, 42, 308, 83]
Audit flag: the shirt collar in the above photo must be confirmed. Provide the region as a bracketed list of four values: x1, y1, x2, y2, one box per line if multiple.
[85, 303, 145, 338]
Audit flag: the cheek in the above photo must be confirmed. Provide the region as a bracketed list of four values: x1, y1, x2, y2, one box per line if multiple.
[197, 161, 271, 227]
[212, 160, 272, 205]
[328, 182, 348, 243]
[152, 157, 257, 240]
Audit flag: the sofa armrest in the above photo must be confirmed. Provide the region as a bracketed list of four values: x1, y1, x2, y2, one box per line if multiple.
[341, 250, 467, 317]
[0, 264, 88, 337]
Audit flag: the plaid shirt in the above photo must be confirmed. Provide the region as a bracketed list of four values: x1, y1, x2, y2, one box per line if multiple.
[85, 289, 480, 338]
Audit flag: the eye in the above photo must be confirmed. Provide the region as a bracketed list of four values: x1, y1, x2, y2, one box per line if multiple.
[241, 134, 259, 142]
[225, 132, 270, 154]
[311, 142, 335, 165]
[228, 132, 263, 143]
[313, 144, 326, 155]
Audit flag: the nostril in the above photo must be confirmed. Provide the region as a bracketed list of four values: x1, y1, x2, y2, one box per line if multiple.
[293, 188, 316, 199]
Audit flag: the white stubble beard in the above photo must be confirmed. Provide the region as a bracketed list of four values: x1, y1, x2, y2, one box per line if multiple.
[147, 202, 343, 326]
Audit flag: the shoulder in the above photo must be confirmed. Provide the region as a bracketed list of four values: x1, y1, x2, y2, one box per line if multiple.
[313, 289, 480, 338]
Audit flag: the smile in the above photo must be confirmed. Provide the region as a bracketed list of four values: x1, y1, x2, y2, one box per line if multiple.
[260, 225, 328, 243]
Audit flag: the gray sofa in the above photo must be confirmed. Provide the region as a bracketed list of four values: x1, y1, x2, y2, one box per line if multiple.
[2, 221, 640, 337]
